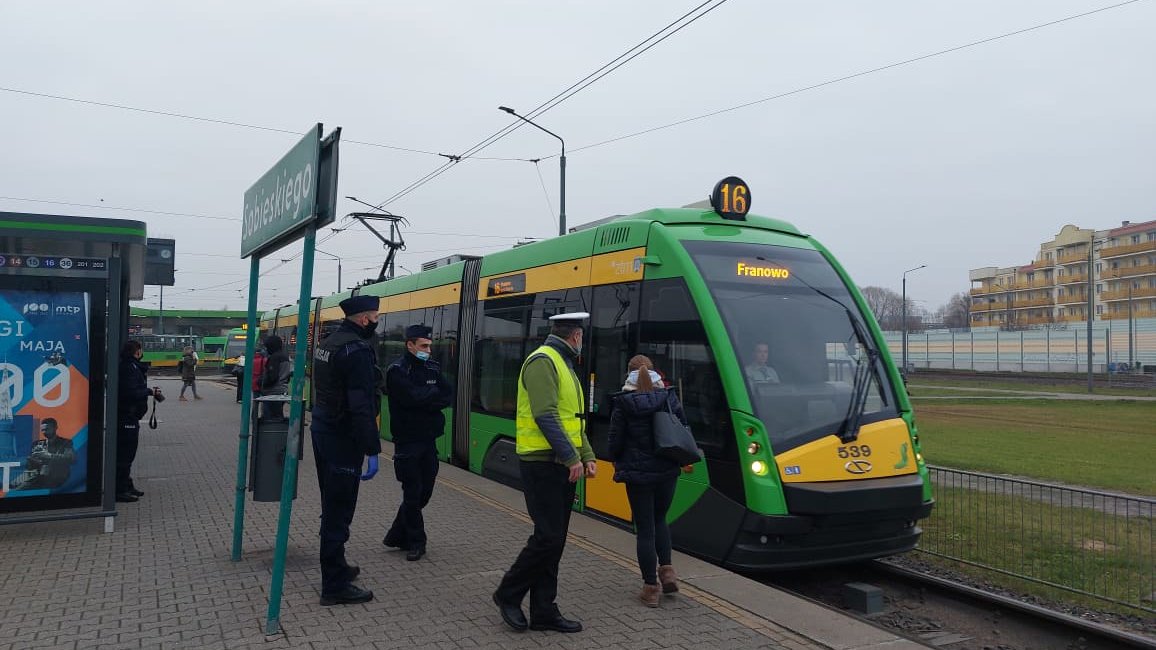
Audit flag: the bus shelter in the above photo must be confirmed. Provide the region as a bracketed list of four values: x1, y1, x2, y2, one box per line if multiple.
[0, 212, 147, 531]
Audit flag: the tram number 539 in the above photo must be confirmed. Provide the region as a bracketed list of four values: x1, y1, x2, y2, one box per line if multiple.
[837, 445, 871, 459]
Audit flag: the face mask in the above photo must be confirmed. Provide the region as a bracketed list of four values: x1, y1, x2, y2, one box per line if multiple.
[359, 319, 378, 339]
[415, 351, 431, 361]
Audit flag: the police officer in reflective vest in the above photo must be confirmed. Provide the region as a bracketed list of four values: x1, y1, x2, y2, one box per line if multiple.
[310, 294, 382, 606]
[494, 312, 596, 634]
[382, 324, 453, 561]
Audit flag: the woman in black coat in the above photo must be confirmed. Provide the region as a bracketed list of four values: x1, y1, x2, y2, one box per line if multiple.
[607, 354, 687, 607]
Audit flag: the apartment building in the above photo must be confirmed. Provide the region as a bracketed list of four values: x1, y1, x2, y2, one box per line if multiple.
[969, 219, 1156, 329]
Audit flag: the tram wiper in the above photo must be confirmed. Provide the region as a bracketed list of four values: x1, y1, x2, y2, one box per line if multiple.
[837, 309, 879, 444]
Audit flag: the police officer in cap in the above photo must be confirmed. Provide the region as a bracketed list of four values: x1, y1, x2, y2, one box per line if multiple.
[493, 311, 595, 634]
[310, 294, 382, 606]
[382, 323, 453, 561]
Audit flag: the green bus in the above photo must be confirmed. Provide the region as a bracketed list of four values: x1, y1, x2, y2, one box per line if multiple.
[262, 178, 933, 569]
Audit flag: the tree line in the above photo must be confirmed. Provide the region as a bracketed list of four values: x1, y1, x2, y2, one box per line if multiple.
[860, 286, 970, 331]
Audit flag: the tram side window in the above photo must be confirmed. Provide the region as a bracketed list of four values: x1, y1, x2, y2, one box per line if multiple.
[379, 309, 417, 367]
[637, 278, 734, 459]
[587, 282, 641, 459]
[428, 303, 460, 385]
[473, 297, 532, 418]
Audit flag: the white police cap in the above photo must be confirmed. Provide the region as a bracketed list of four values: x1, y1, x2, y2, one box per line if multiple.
[548, 312, 590, 321]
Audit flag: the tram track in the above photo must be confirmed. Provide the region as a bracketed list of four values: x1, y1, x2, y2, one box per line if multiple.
[759, 557, 1156, 650]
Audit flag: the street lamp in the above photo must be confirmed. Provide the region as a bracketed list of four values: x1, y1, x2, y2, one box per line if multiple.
[499, 106, 566, 236]
[315, 249, 342, 293]
[902, 264, 927, 374]
[1085, 236, 1105, 393]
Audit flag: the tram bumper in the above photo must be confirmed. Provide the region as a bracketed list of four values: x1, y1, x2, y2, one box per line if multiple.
[725, 474, 934, 570]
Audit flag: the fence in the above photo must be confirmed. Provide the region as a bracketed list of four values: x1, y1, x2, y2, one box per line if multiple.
[883, 317, 1156, 373]
[917, 466, 1155, 614]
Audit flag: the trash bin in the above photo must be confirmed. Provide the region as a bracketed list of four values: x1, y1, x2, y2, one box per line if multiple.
[249, 395, 299, 502]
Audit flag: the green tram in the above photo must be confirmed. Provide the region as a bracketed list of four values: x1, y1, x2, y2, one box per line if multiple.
[134, 334, 200, 370]
[221, 327, 249, 373]
[262, 179, 934, 569]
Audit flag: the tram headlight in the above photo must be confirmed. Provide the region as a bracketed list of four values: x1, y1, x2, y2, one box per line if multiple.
[750, 460, 769, 476]
[746, 442, 760, 455]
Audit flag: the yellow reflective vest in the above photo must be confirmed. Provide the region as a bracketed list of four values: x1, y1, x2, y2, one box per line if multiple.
[515, 344, 584, 456]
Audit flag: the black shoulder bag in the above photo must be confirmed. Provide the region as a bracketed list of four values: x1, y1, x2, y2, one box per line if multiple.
[651, 393, 702, 465]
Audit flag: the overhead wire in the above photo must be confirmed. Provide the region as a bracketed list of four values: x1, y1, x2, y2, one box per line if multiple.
[0, 86, 448, 158]
[369, 0, 733, 210]
[532, 160, 557, 232]
[564, 0, 1149, 155]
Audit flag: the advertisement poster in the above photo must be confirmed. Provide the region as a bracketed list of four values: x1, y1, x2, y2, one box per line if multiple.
[0, 289, 91, 504]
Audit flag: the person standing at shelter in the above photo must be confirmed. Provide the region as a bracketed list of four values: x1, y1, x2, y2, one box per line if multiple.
[382, 324, 453, 561]
[233, 353, 246, 403]
[260, 335, 292, 420]
[116, 340, 160, 503]
[309, 295, 382, 606]
[493, 312, 595, 634]
[178, 346, 201, 401]
[250, 344, 267, 400]
[606, 355, 685, 607]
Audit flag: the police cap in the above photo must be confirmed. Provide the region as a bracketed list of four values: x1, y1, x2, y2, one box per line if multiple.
[405, 324, 433, 340]
[548, 312, 589, 322]
[339, 295, 379, 316]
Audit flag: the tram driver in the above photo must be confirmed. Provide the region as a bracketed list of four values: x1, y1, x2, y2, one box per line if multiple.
[744, 342, 780, 385]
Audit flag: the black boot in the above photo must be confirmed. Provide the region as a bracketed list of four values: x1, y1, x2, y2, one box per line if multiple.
[319, 584, 374, 606]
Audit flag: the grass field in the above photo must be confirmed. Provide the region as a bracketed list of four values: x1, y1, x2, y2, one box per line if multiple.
[908, 387, 1035, 398]
[912, 399, 1156, 495]
[910, 376, 1156, 398]
[917, 486, 1153, 615]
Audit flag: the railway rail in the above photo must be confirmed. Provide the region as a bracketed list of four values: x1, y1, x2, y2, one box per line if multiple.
[763, 559, 1156, 650]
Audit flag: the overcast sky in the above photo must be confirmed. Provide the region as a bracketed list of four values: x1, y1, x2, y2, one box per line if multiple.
[2, 0, 1153, 316]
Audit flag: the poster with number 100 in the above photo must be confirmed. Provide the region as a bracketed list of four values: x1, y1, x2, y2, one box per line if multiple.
[0, 289, 91, 500]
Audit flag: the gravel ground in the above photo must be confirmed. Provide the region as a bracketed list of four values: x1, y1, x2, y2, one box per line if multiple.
[760, 558, 1154, 650]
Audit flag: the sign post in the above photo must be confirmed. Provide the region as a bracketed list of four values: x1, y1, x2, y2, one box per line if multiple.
[231, 123, 340, 636]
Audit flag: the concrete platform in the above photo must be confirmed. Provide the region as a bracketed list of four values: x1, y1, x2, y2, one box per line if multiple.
[0, 377, 928, 649]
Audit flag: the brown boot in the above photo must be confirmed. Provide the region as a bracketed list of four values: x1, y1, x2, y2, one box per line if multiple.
[658, 565, 679, 594]
[640, 583, 661, 607]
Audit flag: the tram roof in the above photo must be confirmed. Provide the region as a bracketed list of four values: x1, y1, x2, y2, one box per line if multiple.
[259, 207, 804, 321]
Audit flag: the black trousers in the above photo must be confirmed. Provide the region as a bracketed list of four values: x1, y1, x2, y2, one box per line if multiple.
[115, 421, 140, 494]
[384, 439, 440, 550]
[625, 477, 678, 584]
[495, 461, 576, 620]
[311, 428, 362, 595]
[235, 375, 244, 402]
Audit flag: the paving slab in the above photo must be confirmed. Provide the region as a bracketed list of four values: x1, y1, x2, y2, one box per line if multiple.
[0, 376, 928, 649]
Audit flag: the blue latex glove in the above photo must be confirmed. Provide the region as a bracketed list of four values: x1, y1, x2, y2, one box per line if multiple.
[360, 455, 379, 481]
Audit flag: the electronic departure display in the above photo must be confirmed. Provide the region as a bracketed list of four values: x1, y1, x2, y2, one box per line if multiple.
[710, 176, 751, 220]
[735, 261, 790, 279]
[487, 273, 527, 297]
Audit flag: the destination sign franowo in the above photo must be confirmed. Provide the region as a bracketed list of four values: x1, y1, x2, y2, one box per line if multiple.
[735, 261, 790, 279]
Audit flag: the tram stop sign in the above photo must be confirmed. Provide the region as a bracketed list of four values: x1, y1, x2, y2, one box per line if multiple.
[240, 123, 340, 258]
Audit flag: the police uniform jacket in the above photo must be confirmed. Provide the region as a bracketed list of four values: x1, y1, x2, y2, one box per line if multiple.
[118, 353, 151, 422]
[385, 352, 453, 444]
[311, 320, 383, 456]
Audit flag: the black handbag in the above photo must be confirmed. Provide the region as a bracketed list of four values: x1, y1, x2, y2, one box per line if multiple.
[651, 393, 702, 465]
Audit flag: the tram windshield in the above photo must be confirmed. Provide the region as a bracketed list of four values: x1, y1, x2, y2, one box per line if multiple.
[223, 334, 248, 360]
[684, 240, 897, 451]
